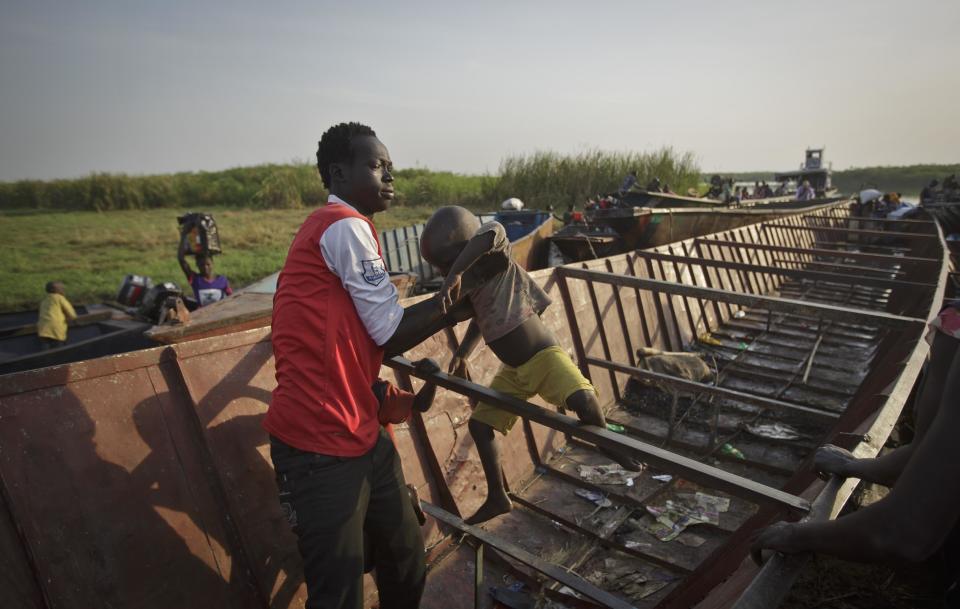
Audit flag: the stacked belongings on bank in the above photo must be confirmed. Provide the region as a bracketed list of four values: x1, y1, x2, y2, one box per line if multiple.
[178, 212, 222, 257]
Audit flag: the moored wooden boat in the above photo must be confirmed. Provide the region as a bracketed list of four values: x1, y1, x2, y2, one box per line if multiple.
[590, 197, 846, 252]
[0, 316, 153, 376]
[0, 200, 946, 608]
[145, 270, 418, 345]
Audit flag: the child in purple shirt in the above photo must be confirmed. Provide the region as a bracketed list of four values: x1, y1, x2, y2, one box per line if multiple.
[177, 238, 232, 307]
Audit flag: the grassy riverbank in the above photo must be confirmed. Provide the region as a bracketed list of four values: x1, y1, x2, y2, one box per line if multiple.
[0, 205, 436, 312]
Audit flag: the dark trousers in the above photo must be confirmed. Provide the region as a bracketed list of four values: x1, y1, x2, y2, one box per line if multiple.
[270, 430, 426, 609]
[39, 337, 65, 351]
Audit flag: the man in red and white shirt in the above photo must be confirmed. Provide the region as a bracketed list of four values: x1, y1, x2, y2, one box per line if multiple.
[264, 122, 470, 609]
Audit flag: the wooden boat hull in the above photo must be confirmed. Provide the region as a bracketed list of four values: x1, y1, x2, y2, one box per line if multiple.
[591, 197, 844, 251]
[0, 201, 946, 608]
[0, 318, 154, 376]
[501, 210, 555, 271]
[549, 225, 624, 262]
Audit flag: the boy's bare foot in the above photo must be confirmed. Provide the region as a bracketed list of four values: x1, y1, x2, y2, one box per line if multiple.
[464, 494, 512, 525]
[599, 446, 645, 472]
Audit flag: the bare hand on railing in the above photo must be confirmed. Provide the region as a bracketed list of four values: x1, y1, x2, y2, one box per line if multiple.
[813, 444, 856, 479]
[750, 521, 801, 562]
[414, 357, 441, 375]
[437, 272, 463, 314]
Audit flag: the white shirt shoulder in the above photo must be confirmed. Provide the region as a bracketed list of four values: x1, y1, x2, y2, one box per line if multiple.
[319, 216, 402, 346]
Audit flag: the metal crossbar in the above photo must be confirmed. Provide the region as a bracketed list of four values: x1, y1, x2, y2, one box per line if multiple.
[387, 357, 811, 513]
[421, 501, 637, 609]
[630, 250, 935, 290]
[557, 266, 926, 329]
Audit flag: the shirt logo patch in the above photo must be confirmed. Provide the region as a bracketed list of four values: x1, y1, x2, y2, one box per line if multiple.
[361, 258, 387, 286]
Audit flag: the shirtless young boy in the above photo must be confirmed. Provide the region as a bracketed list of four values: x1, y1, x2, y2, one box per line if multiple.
[420, 206, 641, 525]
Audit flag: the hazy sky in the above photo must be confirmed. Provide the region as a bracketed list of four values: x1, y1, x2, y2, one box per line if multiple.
[1, 0, 958, 181]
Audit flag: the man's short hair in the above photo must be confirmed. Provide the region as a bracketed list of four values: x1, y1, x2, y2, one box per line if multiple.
[45, 281, 60, 293]
[316, 122, 377, 189]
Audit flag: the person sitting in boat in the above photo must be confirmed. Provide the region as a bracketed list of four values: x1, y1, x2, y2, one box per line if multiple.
[177, 236, 233, 307]
[420, 206, 642, 525]
[920, 179, 939, 204]
[722, 179, 735, 203]
[704, 175, 724, 199]
[752, 302, 960, 604]
[796, 180, 816, 202]
[619, 171, 638, 196]
[646, 177, 663, 193]
[37, 280, 77, 350]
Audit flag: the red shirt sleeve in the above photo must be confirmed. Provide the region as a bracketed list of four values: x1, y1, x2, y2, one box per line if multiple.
[377, 380, 416, 425]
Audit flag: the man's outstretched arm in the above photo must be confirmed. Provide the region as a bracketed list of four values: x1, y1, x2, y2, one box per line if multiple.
[382, 297, 473, 358]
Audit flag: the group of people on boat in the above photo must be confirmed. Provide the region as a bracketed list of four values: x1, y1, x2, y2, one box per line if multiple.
[618, 171, 675, 197]
[921, 175, 960, 204]
[704, 174, 794, 204]
[263, 125, 960, 609]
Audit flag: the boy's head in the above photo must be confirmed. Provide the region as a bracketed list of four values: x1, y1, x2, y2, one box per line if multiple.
[420, 206, 481, 274]
[45, 281, 64, 294]
[196, 253, 214, 278]
[316, 122, 395, 217]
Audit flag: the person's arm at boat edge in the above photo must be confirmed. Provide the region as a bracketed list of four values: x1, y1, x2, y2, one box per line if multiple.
[752, 334, 960, 563]
[320, 217, 472, 358]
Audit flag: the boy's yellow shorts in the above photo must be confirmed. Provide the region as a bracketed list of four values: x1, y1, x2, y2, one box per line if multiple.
[471, 346, 595, 435]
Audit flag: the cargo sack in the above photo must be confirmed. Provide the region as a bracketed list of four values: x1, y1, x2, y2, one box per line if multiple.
[178, 212, 222, 255]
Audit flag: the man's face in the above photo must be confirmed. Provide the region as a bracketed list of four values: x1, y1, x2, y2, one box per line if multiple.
[338, 135, 395, 216]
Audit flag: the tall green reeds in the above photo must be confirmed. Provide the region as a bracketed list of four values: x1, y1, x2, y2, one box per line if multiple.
[484, 148, 701, 210]
[0, 164, 491, 212]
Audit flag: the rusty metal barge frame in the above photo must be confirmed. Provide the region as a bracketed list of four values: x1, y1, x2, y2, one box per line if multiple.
[0, 199, 948, 609]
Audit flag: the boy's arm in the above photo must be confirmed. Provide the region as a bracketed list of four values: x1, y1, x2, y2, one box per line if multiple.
[438, 229, 498, 312]
[177, 233, 193, 279]
[448, 319, 482, 375]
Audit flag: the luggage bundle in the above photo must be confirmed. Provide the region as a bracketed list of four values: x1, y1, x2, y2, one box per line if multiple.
[116, 275, 154, 307]
[139, 282, 183, 324]
[178, 212, 222, 256]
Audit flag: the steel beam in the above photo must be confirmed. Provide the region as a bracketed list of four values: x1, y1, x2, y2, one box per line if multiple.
[509, 493, 692, 575]
[631, 250, 934, 290]
[585, 357, 839, 422]
[420, 501, 637, 609]
[763, 223, 936, 239]
[557, 266, 926, 329]
[389, 358, 811, 513]
[766, 257, 906, 277]
[801, 215, 935, 226]
[697, 238, 940, 264]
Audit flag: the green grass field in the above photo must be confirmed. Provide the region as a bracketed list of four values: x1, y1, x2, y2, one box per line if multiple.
[0, 205, 436, 313]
